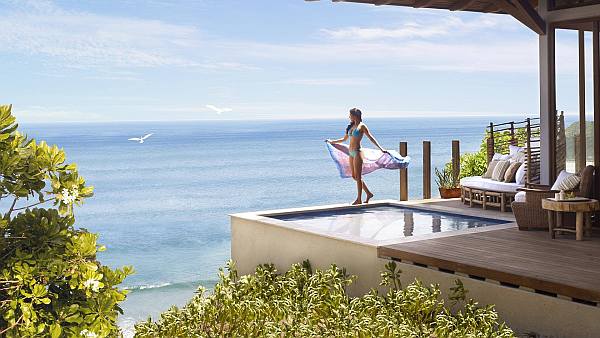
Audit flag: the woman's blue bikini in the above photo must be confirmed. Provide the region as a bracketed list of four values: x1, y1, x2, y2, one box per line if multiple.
[348, 126, 361, 158]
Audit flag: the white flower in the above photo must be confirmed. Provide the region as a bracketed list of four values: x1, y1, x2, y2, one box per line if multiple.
[80, 329, 98, 338]
[83, 278, 101, 292]
[70, 187, 79, 200]
[59, 187, 79, 204]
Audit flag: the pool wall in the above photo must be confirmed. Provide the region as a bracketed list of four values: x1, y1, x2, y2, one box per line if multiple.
[231, 214, 388, 296]
[231, 200, 600, 337]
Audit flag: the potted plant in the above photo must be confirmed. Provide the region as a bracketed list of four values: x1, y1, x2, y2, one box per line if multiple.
[435, 164, 461, 199]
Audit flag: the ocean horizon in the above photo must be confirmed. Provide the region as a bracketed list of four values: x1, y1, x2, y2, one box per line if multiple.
[19, 115, 539, 335]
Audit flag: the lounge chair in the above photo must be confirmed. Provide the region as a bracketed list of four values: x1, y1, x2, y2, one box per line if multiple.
[511, 165, 595, 231]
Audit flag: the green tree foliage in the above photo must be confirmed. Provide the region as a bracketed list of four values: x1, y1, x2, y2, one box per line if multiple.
[0, 105, 132, 337]
[135, 260, 514, 337]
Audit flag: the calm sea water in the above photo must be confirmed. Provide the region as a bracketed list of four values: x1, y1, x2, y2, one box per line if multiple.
[19, 117, 518, 334]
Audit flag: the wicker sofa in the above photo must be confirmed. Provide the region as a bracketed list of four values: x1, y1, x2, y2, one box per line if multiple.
[511, 165, 595, 231]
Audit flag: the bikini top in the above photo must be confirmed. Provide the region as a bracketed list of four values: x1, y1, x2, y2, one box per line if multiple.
[348, 124, 362, 137]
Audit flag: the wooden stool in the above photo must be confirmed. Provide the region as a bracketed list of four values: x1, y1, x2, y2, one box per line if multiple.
[542, 198, 599, 241]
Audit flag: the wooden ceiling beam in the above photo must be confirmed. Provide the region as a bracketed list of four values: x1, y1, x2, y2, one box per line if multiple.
[498, 0, 546, 35]
[449, 0, 478, 11]
[513, 0, 546, 34]
[481, 2, 502, 13]
[413, 0, 437, 8]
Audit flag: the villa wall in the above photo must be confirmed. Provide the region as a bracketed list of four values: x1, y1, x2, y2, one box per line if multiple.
[232, 214, 600, 338]
[231, 215, 388, 296]
[397, 262, 600, 338]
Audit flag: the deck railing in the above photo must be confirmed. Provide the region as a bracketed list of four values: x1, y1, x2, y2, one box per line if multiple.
[398, 116, 541, 201]
[487, 117, 541, 184]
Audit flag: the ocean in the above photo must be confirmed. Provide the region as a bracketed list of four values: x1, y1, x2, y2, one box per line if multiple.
[19, 116, 519, 335]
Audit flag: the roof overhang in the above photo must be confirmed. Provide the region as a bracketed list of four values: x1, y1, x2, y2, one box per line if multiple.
[306, 0, 546, 34]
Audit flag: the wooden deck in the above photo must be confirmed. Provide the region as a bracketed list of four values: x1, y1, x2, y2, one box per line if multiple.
[379, 227, 600, 304]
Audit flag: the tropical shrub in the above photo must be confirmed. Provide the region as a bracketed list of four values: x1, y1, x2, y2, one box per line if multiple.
[135, 260, 514, 337]
[435, 164, 459, 189]
[0, 105, 132, 337]
[459, 150, 488, 178]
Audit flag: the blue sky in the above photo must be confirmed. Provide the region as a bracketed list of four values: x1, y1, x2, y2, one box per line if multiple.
[0, 0, 591, 122]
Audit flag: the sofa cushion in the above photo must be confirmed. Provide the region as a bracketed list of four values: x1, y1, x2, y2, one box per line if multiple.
[492, 153, 512, 161]
[515, 163, 527, 185]
[460, 176, 523, 193]
[551, 170, 580, 191]
[515, 191, 526, 203]
[491, 160, 511, 181]
[483, 160, 499, 179]
[504, 162, 521, 183]
[509, 145, 524, 157]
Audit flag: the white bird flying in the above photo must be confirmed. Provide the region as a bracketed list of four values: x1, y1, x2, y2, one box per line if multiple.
[206, 104, 232, 115]
[128, 133, 153, 144]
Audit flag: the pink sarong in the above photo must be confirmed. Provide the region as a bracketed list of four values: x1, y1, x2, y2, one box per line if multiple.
[326, 143, 410, 178]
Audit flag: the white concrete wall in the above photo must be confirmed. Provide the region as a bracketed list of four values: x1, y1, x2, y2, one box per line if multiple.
[232, 214, 600, 338]
[398, 262, 600, 338]
[231, 216, 388, 296]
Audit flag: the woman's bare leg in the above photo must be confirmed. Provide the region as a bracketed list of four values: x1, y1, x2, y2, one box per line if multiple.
[356, 153, 373, 203]
[349, 156, 359, 204]
[353, 154, 363, 205]
[363, 181, 373, 203]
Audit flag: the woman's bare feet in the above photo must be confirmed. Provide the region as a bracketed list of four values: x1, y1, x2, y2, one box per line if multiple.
[352, 199, 362, 205]
[365, 192, 374, 203]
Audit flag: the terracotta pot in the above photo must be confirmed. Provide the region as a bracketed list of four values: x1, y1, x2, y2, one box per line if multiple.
[439, 187, 461, 199]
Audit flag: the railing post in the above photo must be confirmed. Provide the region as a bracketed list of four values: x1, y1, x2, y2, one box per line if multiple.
[574, 135, 581, 173]
[423, 141, 431, 199]
[452, 140, 460, 184]
[399, 141, 408, 201]
[487, 122, 495, 164]
[526, 118, 532, 184]
[510, 122, 516, 145]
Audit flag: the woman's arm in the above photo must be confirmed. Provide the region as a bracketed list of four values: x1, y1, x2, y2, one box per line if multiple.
[326, 134, 348, 144]
[362, 125, 387, 152]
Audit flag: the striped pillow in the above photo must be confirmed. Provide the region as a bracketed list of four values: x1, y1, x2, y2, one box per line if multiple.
[483, 160, 499, 179]
[504, 162, 521, 183]
[491, 160, 510, 181]
[551, 170, 581, 191]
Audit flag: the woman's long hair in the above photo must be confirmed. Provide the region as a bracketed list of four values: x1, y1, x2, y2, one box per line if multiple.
[346, 108, 362, 134]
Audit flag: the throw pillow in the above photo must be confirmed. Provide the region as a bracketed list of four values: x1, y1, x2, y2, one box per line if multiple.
[511, 151, 526, 163]
[492, 153, 511, 161]
[515, 163, 527, 185]
[491, 160, 511, 181]
[504, 162, 521, 183]
[551, 170, 581, 191]
[509, 145, 525, 156]
[483, 160, 499, 179]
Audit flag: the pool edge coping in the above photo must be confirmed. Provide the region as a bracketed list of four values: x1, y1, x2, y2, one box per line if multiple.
[230, 199, 518, 248]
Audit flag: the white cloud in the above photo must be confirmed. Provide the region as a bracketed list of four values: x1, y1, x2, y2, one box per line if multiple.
[0, 1, 250, 71]
[321, 15, 505, 40]
[280, 78, 373, 86]
[225, 38, 539, 73]
[14, 106, 104, 122]
[0, 3, 199, 68]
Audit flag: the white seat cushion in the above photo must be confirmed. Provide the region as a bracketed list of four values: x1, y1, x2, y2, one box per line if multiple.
[460, 176, 523, 193]
[514, 191, 526, 203]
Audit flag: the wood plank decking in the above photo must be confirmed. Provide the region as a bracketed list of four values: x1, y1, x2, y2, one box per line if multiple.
[378, 227, 600, 304]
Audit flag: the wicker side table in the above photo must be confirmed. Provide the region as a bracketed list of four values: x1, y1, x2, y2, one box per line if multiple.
[542, 198, 599, 241]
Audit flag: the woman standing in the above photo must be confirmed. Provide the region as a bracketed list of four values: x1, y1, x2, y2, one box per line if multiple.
[326, 108, 388, 205]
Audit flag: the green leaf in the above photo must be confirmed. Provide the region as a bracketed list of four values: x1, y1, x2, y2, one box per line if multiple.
[49, 323, 62, 338]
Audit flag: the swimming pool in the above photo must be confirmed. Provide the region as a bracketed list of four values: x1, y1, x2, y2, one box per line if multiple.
[269, 205, 509, 242]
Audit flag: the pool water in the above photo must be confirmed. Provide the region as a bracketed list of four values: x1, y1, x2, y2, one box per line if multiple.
[270, 205, 508, 241]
